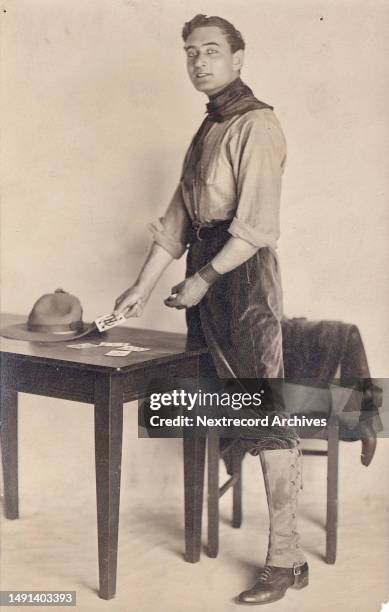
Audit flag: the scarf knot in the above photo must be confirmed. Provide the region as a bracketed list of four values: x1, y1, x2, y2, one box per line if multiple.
[205, 77, 273, 123]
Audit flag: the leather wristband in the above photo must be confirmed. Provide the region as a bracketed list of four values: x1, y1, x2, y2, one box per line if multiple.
[197, 262, 222, 285]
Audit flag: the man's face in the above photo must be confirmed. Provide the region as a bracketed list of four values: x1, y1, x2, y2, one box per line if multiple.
[184, 26, 244, 96]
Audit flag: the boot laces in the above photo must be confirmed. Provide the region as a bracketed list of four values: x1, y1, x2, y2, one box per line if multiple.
[258, 566, 273, 582]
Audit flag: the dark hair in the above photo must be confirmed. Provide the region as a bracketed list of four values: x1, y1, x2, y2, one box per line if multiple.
[182, 14, 245, 53]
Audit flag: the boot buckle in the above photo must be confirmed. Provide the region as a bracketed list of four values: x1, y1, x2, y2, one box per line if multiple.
[293, 563, 303, 576]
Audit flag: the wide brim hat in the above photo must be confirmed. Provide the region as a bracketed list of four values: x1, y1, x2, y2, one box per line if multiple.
[0, 321, 96, 343]
[0, 288, 97, 343]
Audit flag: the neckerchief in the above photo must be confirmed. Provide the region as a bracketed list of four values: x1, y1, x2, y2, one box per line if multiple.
[206, 76, 273, 122]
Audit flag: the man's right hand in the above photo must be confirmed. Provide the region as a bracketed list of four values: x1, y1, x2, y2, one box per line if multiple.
[113, 284, 148, 318]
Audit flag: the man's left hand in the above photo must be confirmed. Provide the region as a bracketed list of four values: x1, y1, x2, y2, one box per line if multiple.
[164, 273, 210, 309]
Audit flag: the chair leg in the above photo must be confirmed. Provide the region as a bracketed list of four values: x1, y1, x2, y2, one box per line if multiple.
[207, 429, 220, 558]
[326, 419, 339, 564]
[232, 446, 242, 528]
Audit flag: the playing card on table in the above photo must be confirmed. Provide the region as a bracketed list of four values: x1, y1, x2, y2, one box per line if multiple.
[128, 346, 150, 352]
[94, 312, 126, 332]
[104, 349, 133, 357]
[115, 344, 150, 352]
[99, 342, 130, 347]
[67, 343, 99, 349]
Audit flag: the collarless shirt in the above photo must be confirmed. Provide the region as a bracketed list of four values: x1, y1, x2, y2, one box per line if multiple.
[148, 108, 287, 259]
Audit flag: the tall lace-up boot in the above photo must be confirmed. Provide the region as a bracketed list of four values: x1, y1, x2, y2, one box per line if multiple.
[237, 445, 308, 605]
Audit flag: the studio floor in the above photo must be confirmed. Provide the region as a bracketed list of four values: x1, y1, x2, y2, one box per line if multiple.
[1, 394, 388, 612]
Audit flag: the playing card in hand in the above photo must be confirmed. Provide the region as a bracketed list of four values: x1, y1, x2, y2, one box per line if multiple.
[94, 313, 126, 332]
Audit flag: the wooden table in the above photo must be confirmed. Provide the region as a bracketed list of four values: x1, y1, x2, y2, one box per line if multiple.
[0, 314, 208, 599]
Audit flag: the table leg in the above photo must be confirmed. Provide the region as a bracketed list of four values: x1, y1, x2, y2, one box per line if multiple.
[183, 433, 206, 562]
[0, 386, 19, 519]
[94, 375, 123, 600]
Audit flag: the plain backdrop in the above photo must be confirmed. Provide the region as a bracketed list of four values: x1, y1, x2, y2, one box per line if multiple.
[1, 0, 389, 375]
[1, 3, 389, 611]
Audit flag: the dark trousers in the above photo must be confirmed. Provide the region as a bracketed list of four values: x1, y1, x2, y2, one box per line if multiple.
[185, 231, 297, 447]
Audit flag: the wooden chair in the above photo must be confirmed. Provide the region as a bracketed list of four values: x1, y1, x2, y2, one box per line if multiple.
[206, 386, 342, 564]
[197, 320, 382, 567]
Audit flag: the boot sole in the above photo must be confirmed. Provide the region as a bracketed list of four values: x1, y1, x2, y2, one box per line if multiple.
[236, 579, 309, 605]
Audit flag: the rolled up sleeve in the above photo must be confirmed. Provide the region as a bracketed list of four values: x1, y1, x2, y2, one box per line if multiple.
[227, 112, 286, 249]
[148, 183, 191, 259]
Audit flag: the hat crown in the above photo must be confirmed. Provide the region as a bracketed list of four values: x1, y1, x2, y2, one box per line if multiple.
[1, 289, 93, 342]
[27, 289, 83, 332]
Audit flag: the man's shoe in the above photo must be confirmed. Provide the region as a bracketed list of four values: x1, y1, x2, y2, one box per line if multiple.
[237, 562, 309, 605]
[361, 435, 376, 466]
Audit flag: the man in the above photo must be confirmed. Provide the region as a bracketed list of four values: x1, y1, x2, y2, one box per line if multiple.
[114, 14, 308, 605]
